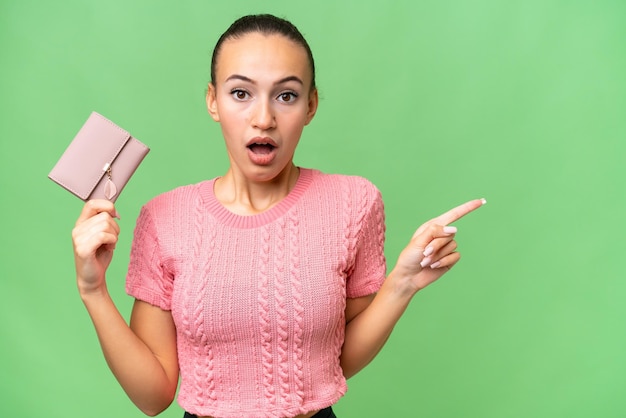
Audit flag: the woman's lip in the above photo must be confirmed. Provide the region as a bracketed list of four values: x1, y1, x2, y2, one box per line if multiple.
[246, 136, 278, 147]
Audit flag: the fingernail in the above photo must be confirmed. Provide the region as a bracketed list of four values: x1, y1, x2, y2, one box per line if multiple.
[481, 198, 487, 205]
[114, 211, 121, 220]
[420, 257, 432, 268]
[430, 261, 441, 269]
[444, 226, 457, 234]
[423, 246, 434, 257]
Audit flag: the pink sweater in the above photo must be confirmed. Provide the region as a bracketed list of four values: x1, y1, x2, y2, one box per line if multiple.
[126, 168, 386, 418]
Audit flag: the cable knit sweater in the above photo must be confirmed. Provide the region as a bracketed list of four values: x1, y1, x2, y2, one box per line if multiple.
[125, 168, 386, 418]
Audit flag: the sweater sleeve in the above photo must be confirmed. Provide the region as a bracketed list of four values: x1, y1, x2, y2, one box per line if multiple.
[125, 204, 174, 310]
[346, 180, 387, 298]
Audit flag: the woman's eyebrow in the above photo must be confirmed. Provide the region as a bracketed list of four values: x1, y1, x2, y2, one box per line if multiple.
[224, 74, 303, 86]
[274, 76, 303, 86]
[225, 74, 254, 83]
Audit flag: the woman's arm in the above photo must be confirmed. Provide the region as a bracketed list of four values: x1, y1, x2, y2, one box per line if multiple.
[340, 199, 485, 379]
[340, 284, 409, 379]
[82, 295, 178, 415]
[73, 200, 179, 416]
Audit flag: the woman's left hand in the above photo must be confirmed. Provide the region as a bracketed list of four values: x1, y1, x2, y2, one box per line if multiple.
[391, 198, 485, 294]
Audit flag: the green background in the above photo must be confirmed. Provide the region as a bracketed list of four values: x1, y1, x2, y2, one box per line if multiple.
[1, 0, 624, 417]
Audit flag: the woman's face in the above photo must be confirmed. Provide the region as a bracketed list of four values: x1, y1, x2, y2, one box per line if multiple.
[207, 32, 318, 183]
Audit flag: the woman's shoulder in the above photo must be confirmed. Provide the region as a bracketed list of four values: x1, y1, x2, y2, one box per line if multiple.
[308, 169, 381, 196]
[141, 179, 215, 213]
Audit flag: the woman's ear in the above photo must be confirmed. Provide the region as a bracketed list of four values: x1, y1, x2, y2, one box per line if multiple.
[206, 83, 220, 122]
[304, 88, 319, 126]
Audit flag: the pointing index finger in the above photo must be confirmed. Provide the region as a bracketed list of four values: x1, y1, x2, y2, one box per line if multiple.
[432, 198, 487, 226]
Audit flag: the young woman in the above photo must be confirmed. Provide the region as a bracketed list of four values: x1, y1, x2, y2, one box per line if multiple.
[72, 14, 484, 418]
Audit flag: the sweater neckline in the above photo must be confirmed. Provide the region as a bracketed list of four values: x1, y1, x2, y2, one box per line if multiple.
[199, 168, 315, 228]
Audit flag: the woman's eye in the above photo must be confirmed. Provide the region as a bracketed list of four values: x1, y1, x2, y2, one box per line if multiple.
[278, 92, 298, 103]
[231, 89, 249, 100]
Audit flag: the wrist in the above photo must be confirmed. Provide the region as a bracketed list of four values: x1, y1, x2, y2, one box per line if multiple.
[78, 280, 110, 302]
[385, 268, 421, 299]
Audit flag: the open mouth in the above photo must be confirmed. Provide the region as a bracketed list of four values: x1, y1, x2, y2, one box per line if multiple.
[247, 142, 276, 155]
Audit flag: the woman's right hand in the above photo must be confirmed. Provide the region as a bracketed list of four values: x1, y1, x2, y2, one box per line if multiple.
[72, 199, 121, 295]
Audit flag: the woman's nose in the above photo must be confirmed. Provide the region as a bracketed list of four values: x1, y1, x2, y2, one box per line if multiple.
[251, 99, 276, 130]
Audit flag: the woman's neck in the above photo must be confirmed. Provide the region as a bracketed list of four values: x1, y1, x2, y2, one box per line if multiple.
[214, 164, 300, 215]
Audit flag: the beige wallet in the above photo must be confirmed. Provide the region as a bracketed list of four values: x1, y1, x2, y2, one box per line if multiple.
[48, 112, 150, 202]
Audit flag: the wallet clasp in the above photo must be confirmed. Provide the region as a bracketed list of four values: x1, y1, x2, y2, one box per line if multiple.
[103, 162, 118, 200]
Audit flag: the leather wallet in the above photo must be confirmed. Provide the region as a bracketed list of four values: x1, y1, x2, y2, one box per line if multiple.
[48, 111, 150, 202]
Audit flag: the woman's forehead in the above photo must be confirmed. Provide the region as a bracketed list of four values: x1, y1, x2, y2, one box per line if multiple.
[214, 33, 312, 85]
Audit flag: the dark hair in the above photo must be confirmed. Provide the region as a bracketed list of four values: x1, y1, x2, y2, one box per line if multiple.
[210, 14, 316, 90]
